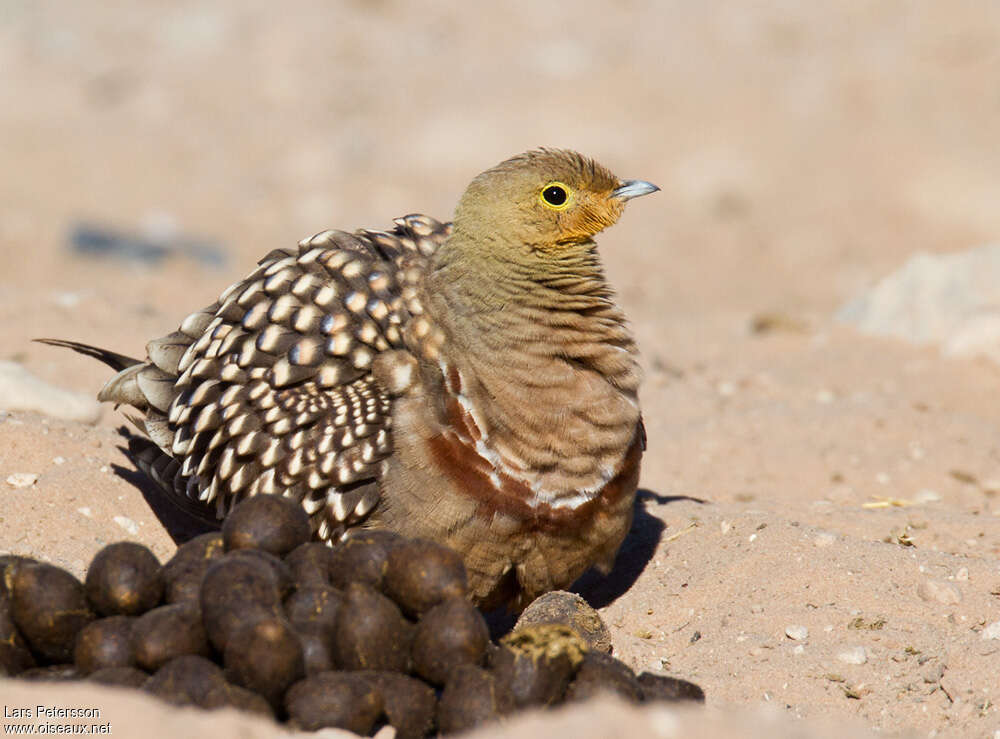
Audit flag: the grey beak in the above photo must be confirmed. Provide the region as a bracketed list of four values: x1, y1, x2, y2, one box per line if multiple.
[612, 179, 660, 201]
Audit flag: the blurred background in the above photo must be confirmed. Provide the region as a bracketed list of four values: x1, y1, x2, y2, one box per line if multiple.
[3, 0, 1000, 392]
[5, 5, 1000, 730]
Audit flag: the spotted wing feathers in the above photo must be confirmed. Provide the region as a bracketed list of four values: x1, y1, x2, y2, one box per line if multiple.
[65, 215, 451, 538]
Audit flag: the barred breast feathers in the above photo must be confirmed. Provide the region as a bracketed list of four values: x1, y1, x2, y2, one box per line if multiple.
[418, 239, 643, 512]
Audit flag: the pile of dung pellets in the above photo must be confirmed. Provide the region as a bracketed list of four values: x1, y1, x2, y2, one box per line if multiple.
[0, 494, 703, 737]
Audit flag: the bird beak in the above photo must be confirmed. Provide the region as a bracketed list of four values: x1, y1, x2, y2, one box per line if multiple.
[612, 180, 660, 201]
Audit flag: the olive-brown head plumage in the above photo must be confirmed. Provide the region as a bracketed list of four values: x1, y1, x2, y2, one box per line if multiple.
[450, 148, 658, 252]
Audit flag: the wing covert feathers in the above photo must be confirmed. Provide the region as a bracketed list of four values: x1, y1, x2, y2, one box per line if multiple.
[43, 215, 452, 539]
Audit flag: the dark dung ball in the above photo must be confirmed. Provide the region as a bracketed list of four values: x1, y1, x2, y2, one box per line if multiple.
[224, 548, 294, 597]
[223, 616, 305, 709]
[285, 542, 338, 588]
[85, 542, 163, 617]
[284, 585, 343, 638]
[492, 623, 588, 707]
[222, 493, 311, 556]
[12, 562, 95, 663]
[327, 531, 402, 591]
[436, 664, 515, 734]
[143, 655, 231, 709]
[18, 664, 79, 681]
[285, 670, 383, 733]
[0, 555, 36, 598]
[0, 642, 36, 677]
[160, 533, 224, 604]
[199, 554, 283, 652]
[331, 583, 412, 672]
[370, 671, 437, 739]
[130, 602, 210, 672]
[0, 591, 25, 645]
[637, 671, 706, 703]
[296, 627, 335, 675]
[73, 615, 135, 675]
[88, 666, 150, 689]
[222, 684, 275, 718]
[383, 539, 468, 618]
[564, 651, 643, 703]
[411, 596, 489, 686]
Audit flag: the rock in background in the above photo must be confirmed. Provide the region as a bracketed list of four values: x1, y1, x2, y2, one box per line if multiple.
[0, 361, 101, 424]
[838, 244, 1000, 363]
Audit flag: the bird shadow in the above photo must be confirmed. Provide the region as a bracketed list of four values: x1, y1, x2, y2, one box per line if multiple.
[571, 488, 705, 609]
[111, 430, 218, 545]
[112, 461, 218, 544]
[484, 489, 704, 636]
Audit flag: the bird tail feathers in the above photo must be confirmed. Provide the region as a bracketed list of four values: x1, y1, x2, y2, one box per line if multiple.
[34, 338, 152, 409]
[34, 338, 143, 372]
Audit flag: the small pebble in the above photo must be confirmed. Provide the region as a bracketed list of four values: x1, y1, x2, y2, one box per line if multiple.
[917, 580, 962, 605]
[113, 516, 140, 536]
[914, 489, 941, 503]
[785, 625, 808, 641]
[813, 532, 836, 547]
[955, 567, 969, 581]
[815, 389, 835, 404]
[6, 473, 38, 488]
[750, 604, 763, 614]
[51, 291, 85, 308]
[981, 621, 1000, 640]
[837, 647, 867, 665]
[52, 457, 66, 465]
[792, 645, 804, 655]
[922, 664, 945, 683]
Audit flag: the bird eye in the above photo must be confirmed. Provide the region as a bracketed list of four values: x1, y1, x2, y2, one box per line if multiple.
[540, 182, 570, 209]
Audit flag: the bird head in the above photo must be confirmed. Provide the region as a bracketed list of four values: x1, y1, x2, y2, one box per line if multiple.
[451, 148, 658, 253]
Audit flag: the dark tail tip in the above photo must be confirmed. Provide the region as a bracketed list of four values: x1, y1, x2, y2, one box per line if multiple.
[34, 338, 142, 372]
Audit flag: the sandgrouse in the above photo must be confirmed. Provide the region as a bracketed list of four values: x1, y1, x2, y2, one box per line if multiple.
[41, 149, 658, 610]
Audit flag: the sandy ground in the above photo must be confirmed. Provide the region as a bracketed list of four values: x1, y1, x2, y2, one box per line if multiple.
[3, 2, 1000, 737]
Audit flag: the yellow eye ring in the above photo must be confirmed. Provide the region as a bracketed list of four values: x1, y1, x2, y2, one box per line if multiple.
[539, 182, 572, 210]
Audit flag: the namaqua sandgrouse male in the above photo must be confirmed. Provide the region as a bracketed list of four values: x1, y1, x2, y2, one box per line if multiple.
[40, 149, 658, 610]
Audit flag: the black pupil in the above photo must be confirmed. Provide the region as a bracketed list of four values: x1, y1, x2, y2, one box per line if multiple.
[543, 186, 567, 206]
